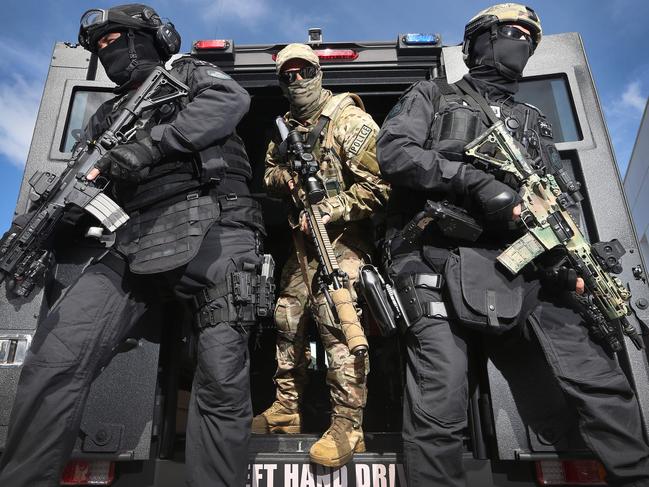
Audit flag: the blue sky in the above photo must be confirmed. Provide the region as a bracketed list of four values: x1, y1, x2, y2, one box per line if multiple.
[0, 0, 648, 229]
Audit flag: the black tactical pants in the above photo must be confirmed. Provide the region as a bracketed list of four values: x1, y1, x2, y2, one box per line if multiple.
[391, 249, 649, 487]
[0, 222, 260, 487]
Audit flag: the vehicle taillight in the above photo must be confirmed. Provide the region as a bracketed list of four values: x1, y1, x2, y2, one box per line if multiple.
[60, 460, 115, 486]
[536, 460, 607, 486]
[194, 40, 230, 50]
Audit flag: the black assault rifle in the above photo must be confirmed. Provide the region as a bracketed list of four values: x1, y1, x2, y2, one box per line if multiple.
[275, 117, 368, 356]
[0, 67, 189, 297]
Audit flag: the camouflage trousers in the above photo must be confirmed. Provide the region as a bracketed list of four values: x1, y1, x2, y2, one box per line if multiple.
[273, 235, 369, 424]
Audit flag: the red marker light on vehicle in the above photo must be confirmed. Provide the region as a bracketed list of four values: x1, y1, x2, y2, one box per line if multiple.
[272, 48, 359, 62]
[314, 49, 358, 61]
[536, 460, 607, 485]
[194, 40, 230, 50]
[60, 460, 115, 485]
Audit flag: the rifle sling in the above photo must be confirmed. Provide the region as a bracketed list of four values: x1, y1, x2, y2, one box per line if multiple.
[454, 78, 500, 126]
[291, 229, 317, 305]
[306, 115, 330, 151]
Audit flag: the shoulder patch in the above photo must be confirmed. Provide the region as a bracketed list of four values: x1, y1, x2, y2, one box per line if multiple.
[348, 124, 373, 155]
[206, 69, 232, 80]
[385, 100, 404, 120]
[538, 118, 553, 138]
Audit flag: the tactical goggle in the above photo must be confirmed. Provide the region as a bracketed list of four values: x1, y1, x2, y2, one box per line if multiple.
[498, 24, 533, 44]
[279, 65, 319, 84]
[79, 9, 110, 50]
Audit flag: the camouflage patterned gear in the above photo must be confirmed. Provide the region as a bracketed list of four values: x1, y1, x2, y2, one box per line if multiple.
[265, 92, 390, 232]
[263, 82, 388, 429]
[251, 401, 301, 434]
[272, 241, 369, 422]
[463, 3, 542, 57]
[275, 42, 320, 72]
[309, 415, 366, 467]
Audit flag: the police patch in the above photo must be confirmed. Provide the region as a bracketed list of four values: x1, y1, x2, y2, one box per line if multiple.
[206, 69, 232, 80]
[349, 124, 373, 155]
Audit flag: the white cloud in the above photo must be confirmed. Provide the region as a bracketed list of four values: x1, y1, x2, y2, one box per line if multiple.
[603, 79, 648, 175]
[0, 38, 50, 78]
[621, 80, 647, 113]
[0, 75, 41, 167]
[183, 0, 270, 27]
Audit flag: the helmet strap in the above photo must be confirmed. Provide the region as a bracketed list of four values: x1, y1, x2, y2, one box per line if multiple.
[125, 29, 139, 74]
[489, 24, 498, 42]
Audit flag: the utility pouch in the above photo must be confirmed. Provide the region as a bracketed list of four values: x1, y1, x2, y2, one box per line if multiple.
[444, 247, 524, 333]
[198, 145, 227, 184]
[425, 103, 483, 161]
[118, 195, 219, 274]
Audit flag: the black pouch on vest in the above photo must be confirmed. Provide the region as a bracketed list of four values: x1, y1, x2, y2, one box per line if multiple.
[117, 195, 219, 274]
[425, 104, 483, 161]
[444, 247, 524, 333]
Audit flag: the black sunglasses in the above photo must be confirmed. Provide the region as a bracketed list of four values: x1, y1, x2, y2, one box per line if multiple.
[279, 65, 319, 83]
[499, 24, 532, 43]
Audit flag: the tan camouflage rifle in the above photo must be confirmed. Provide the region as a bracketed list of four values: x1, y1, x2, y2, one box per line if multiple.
[465, 118, 643, 352]
[275, 117, 368, 356]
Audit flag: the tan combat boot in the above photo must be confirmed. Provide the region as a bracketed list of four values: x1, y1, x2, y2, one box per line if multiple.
[251, 401, 301, 434]
[309, 416, 365, 467]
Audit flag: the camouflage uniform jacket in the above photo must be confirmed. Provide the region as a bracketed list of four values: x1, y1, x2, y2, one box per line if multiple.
[264, 91, 390, 249]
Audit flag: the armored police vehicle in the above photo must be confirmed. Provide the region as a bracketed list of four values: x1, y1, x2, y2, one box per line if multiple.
[1, 28, 648, 487]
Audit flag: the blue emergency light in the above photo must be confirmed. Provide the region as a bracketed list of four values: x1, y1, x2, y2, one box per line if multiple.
[402, 33, 440, 45]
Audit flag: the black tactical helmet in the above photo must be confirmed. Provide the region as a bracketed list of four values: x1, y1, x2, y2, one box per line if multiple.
[78, 4, 180, 59]
[462, 3, 542, 58]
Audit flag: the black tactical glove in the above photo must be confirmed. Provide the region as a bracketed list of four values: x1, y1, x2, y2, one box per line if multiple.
[541, 265, 579, 291]
[473, 179, 522, 221]
[95, 135, 162, 183]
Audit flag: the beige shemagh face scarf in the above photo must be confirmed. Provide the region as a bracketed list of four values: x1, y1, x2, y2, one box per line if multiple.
[281, 70, 327, 121]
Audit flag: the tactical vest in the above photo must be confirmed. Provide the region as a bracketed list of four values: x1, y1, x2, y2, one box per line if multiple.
[387, 77, 562, 240]
[85, 61, 261, 275]
[115, 59, 253, 212]
[301, 92, 366, 200]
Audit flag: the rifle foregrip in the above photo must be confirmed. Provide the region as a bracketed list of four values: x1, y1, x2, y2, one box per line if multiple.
[330, 287, 368, 356]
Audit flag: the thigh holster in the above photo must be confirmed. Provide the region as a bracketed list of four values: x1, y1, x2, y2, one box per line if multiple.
[195, 257, 276, 329]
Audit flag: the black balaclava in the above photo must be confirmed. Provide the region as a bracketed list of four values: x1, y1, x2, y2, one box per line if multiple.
[97, 29, 161, 92]
[467, 28, 532, 96]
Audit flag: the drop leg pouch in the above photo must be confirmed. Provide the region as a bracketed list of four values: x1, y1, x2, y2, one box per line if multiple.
[443, 247, 524, 333]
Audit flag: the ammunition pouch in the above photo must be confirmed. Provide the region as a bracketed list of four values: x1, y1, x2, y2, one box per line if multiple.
[394, 272, 447, 328]
[198, 133, 252, 185]
[444, 247, 523, 333]
[424, 96, 483, 161]
[195, 260, 276, 329]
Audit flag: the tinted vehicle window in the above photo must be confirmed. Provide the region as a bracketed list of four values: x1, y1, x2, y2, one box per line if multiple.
[61, 89, 114, 152]
[517, 76, 582, 142]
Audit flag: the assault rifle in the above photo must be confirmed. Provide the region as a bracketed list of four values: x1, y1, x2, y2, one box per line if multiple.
[0, 67, 189, 297]
[275, 117, 368, 356]
[465, 119, 643, 352]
